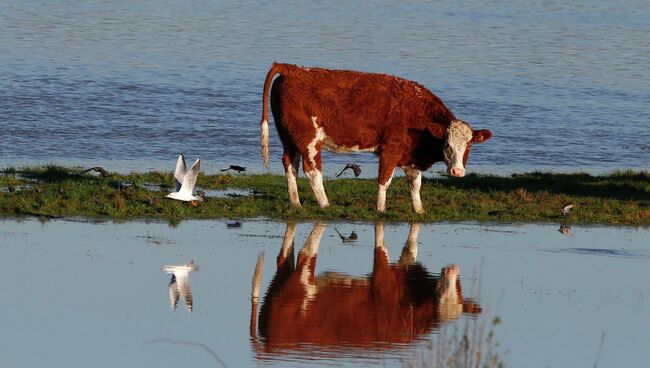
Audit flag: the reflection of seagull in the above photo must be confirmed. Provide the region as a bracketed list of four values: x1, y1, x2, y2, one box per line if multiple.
[336, 163, 361, 177]
[162, 261, 199, 312]
[221, 165, 247, 173]
[334, 228, 358, 243]
[559, 225, 572, 236]
[166, 154, 203, 206]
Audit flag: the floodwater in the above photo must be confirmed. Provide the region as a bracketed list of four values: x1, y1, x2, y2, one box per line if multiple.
[0, 218, 649, 367]
[1, 0, 649, 176]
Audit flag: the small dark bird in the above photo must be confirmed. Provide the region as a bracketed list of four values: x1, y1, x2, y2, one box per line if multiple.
[221, 165, 246, 173]
[334, 228, 358, 243]
[561, 204, 574, 216]
[7, 185, 16, 192]
[83, 166, 109, 177]
[336, 163, 361, 177]
[559, 225, 572, 236]
[227, 221, 242, 228]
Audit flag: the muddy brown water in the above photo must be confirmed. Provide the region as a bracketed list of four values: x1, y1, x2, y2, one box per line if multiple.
[1, 218, 648, 367]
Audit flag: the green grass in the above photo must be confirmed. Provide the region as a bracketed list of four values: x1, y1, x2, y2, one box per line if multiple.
[1, 165, 649, 225]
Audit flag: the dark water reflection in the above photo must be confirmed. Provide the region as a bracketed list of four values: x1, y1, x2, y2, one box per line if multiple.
[250, 223, 480, 362]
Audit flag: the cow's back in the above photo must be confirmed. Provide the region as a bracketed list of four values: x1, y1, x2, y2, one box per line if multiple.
[270, 64, 454, 151]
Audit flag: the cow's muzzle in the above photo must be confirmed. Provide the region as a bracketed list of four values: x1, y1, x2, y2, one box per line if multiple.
[449, 167, 465, 177]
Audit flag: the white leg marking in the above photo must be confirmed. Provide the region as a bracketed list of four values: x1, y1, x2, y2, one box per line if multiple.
[280, 223, 297, 261]
[298, 223, 326, 313]
[403, 167, 424, 214]
[286, 155, 301, 207]
[398, 223, 420, 266]
[374, 222, 389, 260]
[305, 169, 329, 207]
[306, 116, 325, 168]
[376, 169, 394, 213]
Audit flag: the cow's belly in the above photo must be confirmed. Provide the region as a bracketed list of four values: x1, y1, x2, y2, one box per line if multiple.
[322, 137, 378, 154]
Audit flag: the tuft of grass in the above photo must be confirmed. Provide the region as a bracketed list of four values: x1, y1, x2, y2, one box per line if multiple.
[0, 165, 649, 225]
[405, 316, 506, 368]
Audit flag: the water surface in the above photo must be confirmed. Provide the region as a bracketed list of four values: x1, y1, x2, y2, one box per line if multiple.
[1, 0, 648, 175]
[1, 218, 649, 367]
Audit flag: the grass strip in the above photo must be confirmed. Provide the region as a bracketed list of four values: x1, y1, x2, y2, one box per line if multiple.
[1, 165, 649, 225]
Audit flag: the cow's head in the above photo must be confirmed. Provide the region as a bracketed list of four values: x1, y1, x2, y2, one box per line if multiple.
[441, 120, 492, 177]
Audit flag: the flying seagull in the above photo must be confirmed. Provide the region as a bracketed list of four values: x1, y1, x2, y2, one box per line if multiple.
[221, 165, 246, 173]
[166, 154, 203, 206]
[336, 163, 361, 177]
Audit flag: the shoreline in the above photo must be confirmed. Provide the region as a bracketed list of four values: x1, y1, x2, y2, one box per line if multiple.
[1, 165, 649, 226]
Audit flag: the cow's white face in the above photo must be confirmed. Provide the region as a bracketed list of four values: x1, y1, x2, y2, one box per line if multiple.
[443, 120, 473, 177]
[442, 120, 492, 177]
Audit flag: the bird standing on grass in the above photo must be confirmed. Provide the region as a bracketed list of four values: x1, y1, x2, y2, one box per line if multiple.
[83, 166, 109, 177]
[166, 154, 203, 207]
[336, 163, 361, 177]
[221, 165, 246, 173]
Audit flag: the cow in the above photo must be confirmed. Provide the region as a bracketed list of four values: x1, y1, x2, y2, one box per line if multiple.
[259, 63, 492, 213]
[249, 222, 481, 359]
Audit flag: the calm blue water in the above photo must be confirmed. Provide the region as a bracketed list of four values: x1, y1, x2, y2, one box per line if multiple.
[1, 1, 648, 175]
[1, 219, 649, 367]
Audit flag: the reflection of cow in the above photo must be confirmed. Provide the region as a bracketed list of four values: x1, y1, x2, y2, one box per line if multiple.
[250, 223, 481, 357]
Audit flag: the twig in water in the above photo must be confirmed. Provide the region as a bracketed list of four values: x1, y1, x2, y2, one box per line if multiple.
[593, 332, 605, 368]
[146, 338, 228, 368]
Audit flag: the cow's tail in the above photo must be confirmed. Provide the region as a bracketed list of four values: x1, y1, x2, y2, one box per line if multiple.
[261, 62, 283, 168]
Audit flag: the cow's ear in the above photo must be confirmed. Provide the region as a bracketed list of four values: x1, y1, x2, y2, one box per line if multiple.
[472, 129, 492, 143]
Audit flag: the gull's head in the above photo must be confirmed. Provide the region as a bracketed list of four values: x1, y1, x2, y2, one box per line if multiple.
[166, 192, 181, 200]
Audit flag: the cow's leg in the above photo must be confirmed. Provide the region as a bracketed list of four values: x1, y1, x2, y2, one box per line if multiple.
[403, 167, 424, 214]
[374, 222, 388, 258]
[278, 222, 297, 270]
[297, 223, 326, 311]
[282, 149, 302, 207]
[377, 158, 397, 213]
[398, 223, 420, 267]
[301, 117, 329, 207]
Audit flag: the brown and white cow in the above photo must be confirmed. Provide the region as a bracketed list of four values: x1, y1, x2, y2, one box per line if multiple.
[249, 223, 481, 357]
[260, 63, 492, 213]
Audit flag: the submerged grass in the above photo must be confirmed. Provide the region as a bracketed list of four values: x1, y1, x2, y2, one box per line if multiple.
[1, 165, 649, 225]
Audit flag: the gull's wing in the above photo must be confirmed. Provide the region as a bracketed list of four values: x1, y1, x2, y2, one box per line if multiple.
[168, 274, 180, 310]
[179, 277, 194, 312]
[179, 158, 200, 194]
[174, 154, 187, 191]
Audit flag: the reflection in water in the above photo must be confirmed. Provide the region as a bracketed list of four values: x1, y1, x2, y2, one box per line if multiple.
[161, 261, 199, 312]
[559, 225, 572, 236]
[250, 223, 481, 361]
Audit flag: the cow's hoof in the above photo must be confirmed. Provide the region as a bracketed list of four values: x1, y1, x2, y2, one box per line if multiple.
[414, 207, 425, 214]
